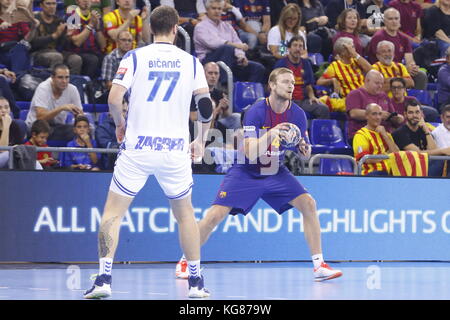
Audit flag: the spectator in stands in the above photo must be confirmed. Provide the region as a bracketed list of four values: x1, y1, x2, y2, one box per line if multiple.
[237, 0, 271, 47]
[332, 8, 368, 56]
[353, 103, 399, 175]
[0, 96, 23, 168]
[204, 62, 241, 133]
[388, 0, 423, 47]
[64, 0, 112, 15]
[346, 69, 404, 144]
[103, 0, 147, 54]
[366, 8, 427, 90]
[25, 64, 83, 142]
[389, 77, 439, 123]
[161, 0, 206, 52]
[430, 104, 450, 177]
[316, 37, 372, 112]
[298, 0, 332, 59]
[269, 0, 298, 28]
[267, 3, 313, 60]
[431, 104, 450, 149]
[65, 0, 107, 79]
[0, 67, 19, 118]
[361, 0, 387, 34]
[437, 46, 450, 111]
[325, 0, 365, 30]
[416, 0, 435, 9]
[372, 40, 414, 92]
[24, 119, 58, 168]
[101, 30, 133, 91]
[161, 0, 206, 26]
[392, 99, 450, 176]
[1, 0, 39, 25]
[30, 0, 67, 70]
[0, 0, 38, 73]
[194, 0, 266, 83]
[423, 0, 450, 58]
[221, 0, 259, 50]
[274, 35, 329, 118]
[61, 114, 100, 170]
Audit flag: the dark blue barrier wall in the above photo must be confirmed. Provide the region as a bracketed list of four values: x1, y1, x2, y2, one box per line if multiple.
[1, 171, 449, 262]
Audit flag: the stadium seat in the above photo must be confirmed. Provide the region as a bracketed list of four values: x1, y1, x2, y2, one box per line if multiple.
[313, 85, 332, 97]
[319, 158, 354, 175]
[83, 104, 109, 113]
[308, 53, 324, 66]
[310, 119, 352, 155]
[47, 140, 68, 147]
[233, 81, 265, 113]
[16, 101, 31, 110]
[427, 83, 438, 91]
[432, 93, 440, 110]
[407, 89, 432, 106]
[97, 112, 109, 125]
[19, 110, 28, 121]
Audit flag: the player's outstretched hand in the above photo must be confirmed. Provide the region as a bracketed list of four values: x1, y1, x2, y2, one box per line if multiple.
[297, 137, 311, 157]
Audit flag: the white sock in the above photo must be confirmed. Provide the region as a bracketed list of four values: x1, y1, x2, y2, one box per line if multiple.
[187, 260, 201, 278]
[99, 257, 113, 276]
[312, 254, 324, 269]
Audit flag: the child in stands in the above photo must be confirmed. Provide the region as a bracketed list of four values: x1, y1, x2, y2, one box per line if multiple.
[61, 114, 100, 171]
[25, 119, 58, 168]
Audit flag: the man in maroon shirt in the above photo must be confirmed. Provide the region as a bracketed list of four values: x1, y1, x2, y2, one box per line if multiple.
[366, 7, 427, 90]
[388, 0, 423, 46]
[346, 69, 404, 144]
[0, 0, 38, 73]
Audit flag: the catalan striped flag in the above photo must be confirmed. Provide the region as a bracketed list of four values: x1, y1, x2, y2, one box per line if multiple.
[388, 151, 428, 176]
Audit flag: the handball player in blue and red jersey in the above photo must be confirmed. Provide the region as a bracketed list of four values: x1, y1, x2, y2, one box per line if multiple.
[176, 67, 342, 282]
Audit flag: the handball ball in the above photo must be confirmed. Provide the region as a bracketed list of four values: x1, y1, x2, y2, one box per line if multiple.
[280, 123, 301, 148]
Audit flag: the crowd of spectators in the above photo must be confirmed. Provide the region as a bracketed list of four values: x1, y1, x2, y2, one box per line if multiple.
[0, 0, 449, 177]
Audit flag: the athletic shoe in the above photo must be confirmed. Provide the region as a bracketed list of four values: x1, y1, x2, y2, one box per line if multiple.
[188, 275, 210, 298]
[83, 274, 112, 299]
[314, 262, 343, 282]
[175, 259, 189, 279]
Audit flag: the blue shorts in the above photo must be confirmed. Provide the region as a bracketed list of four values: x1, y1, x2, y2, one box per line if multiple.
[213, 165, 308, 215]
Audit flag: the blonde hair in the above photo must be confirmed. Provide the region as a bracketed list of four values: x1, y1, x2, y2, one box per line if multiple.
[277, 3, 302, 43]
[269, 67, 294, 84]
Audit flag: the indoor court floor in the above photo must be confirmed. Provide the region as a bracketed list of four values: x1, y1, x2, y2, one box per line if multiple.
[0, 261, 449, 300]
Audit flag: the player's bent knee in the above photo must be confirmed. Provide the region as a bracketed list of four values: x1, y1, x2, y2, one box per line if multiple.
[204, 205, 230, 227]
[294, 193, 317, 214]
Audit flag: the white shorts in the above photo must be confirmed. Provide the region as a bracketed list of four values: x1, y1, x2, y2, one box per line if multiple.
[110, 150, 193, 199]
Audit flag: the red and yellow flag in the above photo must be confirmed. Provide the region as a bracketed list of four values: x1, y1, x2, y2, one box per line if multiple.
[388, 151, 428, 176]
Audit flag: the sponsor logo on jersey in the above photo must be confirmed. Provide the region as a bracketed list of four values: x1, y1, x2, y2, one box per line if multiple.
[114, 67, 128, 80]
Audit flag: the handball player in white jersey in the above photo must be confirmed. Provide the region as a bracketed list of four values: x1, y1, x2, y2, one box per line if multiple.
[84, 6, 214, 299]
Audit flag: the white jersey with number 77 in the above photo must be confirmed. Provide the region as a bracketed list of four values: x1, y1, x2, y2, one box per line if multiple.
[112, 42, 208, 153]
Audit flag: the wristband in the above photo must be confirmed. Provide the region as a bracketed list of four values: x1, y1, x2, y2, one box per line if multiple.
[86, 25, 93, 31]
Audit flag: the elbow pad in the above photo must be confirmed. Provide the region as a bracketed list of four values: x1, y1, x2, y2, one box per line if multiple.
[195, 92, 213, 123]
